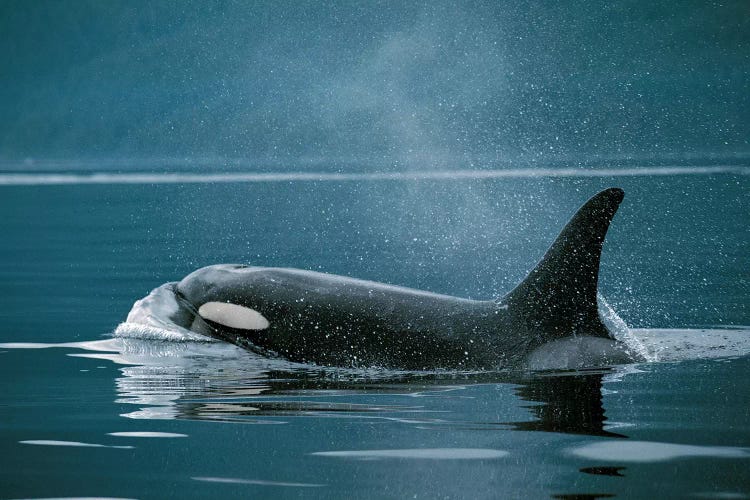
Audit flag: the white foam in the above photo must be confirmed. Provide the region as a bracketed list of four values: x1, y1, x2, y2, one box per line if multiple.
[630, 327, 750, 362]
[113, 322, 212, 342]
[598, 294, 656, 362]
[0, 165, 746, 186]
[115, 283, 217, 343]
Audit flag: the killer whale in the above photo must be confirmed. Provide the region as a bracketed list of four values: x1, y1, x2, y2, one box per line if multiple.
[171, 188, 636, 370]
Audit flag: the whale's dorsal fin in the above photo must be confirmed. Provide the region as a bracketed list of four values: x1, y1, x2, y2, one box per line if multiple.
[501, 188, 625, 340]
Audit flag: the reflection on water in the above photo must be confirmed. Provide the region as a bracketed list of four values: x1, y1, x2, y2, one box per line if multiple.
[552, 494, 616, 500]
[2, 330, 749, 499]
[311, 448, 510, 459]
[507, 371, 625, 438]
[580, 467, 626, 477]
[192, 476, 324, 488]
[3, 328, 749, 435]
[568, 441, 750, 462]
[21, 440, 134, 450]
[1, 336, 625, 435]
[107, 431, 187, 438]
[102, 338, 624, 436]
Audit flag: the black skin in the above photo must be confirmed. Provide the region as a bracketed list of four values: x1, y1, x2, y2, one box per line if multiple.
[174, 188, 627, 370]
[176, 265, 508, 369]
[170, 368, 626, 441]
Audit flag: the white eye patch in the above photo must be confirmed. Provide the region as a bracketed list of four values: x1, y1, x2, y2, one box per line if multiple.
[198, 302, 270, 330]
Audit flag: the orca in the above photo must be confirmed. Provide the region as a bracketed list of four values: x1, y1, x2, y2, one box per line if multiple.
[172, 188, 637, 370]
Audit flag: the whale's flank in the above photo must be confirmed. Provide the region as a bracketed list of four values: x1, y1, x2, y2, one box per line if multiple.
[170, 188, 632, 370]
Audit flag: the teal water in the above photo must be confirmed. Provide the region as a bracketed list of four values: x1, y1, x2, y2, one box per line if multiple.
[1, 171, 748, 499]
[2, 1, 748, 497]
[2, 1, 748, 167]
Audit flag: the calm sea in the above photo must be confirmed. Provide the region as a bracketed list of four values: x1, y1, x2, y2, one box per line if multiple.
[1, 168, 748, 499]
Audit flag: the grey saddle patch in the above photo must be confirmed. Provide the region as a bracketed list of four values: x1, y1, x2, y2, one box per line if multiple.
[526, 336, 633, 370]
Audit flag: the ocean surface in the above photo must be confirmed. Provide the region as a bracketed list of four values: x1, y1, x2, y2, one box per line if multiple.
[1, 168, 749, 499]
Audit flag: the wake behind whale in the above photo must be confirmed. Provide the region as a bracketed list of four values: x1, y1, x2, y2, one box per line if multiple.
[121, 188, 651, 371]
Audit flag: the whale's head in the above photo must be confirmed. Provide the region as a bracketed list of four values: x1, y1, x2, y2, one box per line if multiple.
[174, 265, 272, 336]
